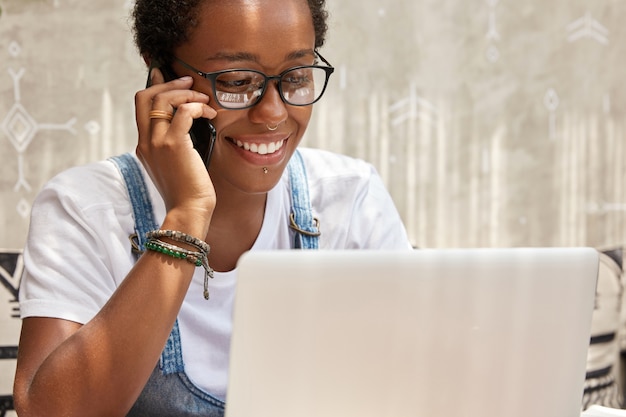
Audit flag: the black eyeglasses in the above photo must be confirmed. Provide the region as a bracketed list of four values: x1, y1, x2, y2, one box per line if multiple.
[175, 51, 335, 110]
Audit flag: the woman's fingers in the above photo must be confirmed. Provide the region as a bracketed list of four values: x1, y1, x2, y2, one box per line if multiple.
[136, 67, 216, 130]
[133, 67, 218, 217]
[135, 67, 217, 161]
[136, 76, 213, 136]
[165, 102, 215, 138]
[145, 101, 212, 150]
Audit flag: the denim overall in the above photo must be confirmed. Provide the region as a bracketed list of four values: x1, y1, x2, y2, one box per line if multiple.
[109, 151, 319, 416]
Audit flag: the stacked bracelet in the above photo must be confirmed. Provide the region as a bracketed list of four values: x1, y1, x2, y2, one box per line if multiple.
[144, 230, 214, 300]
[146, 229, 210, 254]
[145, 239, 204, 266]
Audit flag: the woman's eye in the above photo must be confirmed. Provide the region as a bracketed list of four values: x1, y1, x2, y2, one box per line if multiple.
[283, 69, 313, 86]
[216, 72, 264, 92]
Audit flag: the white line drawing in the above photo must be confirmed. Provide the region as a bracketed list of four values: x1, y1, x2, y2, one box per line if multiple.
[566, 12, 609, 44]
[16, 198, 30, 220]
[544, 89, 559, 140]
[485, 0, 500, 63]
[486, 45, 500, 63]
[388, 83, 438, 127]
[587, 202, 626, 214]
[8, 41, 21, 58]
[486, 10, 500, 41]
[2, 46, 77, 193]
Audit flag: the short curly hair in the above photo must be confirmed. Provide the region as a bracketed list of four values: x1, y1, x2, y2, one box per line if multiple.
[132, 0, 329, 67]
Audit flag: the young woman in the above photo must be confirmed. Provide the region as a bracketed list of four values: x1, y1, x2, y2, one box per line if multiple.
[13, 0, 411, 415]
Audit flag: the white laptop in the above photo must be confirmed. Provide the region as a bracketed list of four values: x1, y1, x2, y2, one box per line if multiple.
[226, 247, 599, 417]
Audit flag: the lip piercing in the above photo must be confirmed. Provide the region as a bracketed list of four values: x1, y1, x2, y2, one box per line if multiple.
[263, 167, 269, 174]
[266, 124, 279, 131]
[149, 110, 174, 122]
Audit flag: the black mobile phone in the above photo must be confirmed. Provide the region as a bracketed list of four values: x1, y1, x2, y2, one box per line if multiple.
[146, 63, 216, 169]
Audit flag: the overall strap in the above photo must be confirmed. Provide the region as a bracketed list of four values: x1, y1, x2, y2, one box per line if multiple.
[109, 153, 158, 255]
[109, 150, 319, 376]
[287, 150, 320, 249]
[109, 152, 185, 374]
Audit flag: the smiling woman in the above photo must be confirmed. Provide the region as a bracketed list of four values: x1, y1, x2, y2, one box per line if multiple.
[7, 0, 625, 415]
[11, 0, 411, 416]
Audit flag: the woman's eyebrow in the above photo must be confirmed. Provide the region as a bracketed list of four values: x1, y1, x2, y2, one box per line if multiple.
[285, 49, 316, 60]
[207, 52, 258, 63]
[205, 49, 315, 63]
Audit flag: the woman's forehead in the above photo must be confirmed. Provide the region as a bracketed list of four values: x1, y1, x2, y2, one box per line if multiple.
[178, 0, 316, 66]
[198, 0, 313, 39]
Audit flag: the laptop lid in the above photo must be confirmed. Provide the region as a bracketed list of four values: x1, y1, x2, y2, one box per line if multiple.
[226, 248, 599, 417]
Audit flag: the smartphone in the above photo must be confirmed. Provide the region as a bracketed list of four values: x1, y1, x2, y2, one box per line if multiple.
[146, 63, 216, 169]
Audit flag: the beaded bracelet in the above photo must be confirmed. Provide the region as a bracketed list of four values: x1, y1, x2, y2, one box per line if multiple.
[145, 239, 204, 266]
[144, 231, 214, 300]
[146, 229, 210, 254]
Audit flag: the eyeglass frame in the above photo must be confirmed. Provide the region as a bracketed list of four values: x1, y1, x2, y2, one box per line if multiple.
[173, 51, 335, 110]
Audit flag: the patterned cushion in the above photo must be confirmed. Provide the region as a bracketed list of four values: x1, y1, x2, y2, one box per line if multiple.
[582, 248, 624, 410]
[0, 249, 22, 416]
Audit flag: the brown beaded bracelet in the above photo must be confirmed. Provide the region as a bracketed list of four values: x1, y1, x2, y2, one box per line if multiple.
[145, 229, 211, 255]
[145, 230, 214, 300]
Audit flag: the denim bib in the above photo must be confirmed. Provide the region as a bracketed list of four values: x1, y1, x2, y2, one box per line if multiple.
[109, 151, 319, 416]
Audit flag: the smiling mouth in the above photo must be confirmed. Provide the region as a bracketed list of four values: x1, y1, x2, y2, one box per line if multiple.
[234, 139, 286, 155]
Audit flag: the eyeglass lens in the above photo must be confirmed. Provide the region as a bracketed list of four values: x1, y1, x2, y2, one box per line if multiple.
[214, 67, 328, 109]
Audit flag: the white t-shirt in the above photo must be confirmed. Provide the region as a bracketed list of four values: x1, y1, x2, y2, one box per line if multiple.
[19, 147, 411, 400]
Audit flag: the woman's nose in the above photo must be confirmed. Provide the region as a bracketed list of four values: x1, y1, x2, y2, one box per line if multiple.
[248, 81, 288, 126]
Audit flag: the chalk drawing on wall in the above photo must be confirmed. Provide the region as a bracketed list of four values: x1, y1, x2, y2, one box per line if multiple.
[2, 41, 77, 216]
[389, 83, 438, 127]
[587, 202, 626, 215]
[485, 0, 500, 63]
[566, 12, 608, 44]
[544, 88, 560, 140]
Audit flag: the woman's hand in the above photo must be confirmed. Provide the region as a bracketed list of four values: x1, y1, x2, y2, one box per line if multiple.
[134, 68, 218, 237]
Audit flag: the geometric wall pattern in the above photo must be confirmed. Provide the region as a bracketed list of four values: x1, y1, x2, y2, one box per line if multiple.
[307, 0, 626, 250]
[2, 0, 626, 251]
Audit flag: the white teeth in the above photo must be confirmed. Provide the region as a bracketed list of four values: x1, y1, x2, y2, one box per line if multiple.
[236, 140, 284, 155]
[237, 140, 250, 151]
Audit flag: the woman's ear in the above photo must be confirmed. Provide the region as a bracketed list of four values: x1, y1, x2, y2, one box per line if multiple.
[142, 54, 152, 67]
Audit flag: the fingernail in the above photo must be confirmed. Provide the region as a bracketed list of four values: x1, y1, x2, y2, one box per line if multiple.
[180, 76, 192, 81]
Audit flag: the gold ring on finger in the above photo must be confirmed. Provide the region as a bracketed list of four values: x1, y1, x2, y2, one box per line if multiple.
[148, 110, 174, 122]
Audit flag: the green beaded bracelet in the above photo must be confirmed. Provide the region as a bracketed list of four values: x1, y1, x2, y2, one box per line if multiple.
[144, 237, 214, 299]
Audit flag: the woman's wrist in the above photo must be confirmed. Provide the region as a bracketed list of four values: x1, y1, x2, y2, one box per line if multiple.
[144, 230, 214, 300]
[161, 206, 212, 241]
